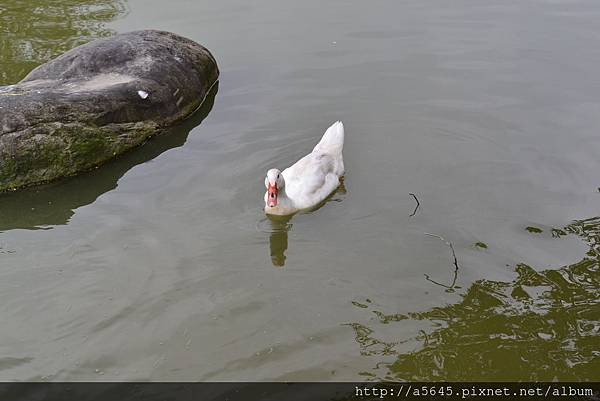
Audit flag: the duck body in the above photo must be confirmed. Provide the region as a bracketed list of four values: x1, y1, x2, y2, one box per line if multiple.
[264, 121, 345, 216]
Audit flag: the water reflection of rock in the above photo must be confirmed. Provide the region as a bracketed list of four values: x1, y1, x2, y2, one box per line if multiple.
[0, 0, 127, 85]
[0, 85, 217, 231]
[348, 216, 600, 381]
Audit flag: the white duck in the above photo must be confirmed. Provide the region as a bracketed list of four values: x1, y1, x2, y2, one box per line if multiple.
[264, 121, 345, 216]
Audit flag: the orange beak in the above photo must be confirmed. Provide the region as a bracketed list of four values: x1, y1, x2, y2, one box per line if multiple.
[267, 183, 278, 207]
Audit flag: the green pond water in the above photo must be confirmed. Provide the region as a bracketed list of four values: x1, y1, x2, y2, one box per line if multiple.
[0, 0, 599, 381]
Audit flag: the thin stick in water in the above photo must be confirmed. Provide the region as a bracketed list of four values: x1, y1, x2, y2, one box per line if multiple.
[423, 232, 459, 289]
[409, 193, 420, 217]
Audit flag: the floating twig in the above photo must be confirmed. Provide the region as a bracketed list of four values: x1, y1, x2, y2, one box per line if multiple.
[419, 329, 430, 346]
[423, 232, 459, 290]
[409, 193, 420, 217]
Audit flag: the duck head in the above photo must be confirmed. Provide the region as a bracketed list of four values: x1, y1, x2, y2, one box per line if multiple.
[264, 168, 285, 208]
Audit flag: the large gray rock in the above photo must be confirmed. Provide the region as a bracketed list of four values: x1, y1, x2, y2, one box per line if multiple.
[0, 30, 219, 192]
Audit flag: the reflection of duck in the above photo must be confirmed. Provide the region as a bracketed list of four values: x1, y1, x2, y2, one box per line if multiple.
[264, 121, 345, 216]
[262, 182, 347, 267]
[0, 83, 217, 231]
[267, 215, 292, 267]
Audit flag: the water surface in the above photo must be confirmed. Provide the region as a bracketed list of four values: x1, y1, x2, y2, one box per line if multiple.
[0, 0, 599, 381]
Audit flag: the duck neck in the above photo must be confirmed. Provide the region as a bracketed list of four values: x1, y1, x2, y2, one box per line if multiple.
[276, 187, 291, 208]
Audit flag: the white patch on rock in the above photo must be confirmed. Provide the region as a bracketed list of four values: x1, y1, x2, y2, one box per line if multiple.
[62, 73, 135, 93]
[138, 90, 149, 99]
